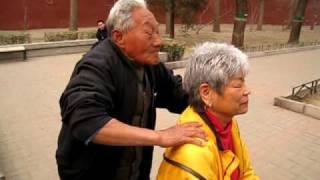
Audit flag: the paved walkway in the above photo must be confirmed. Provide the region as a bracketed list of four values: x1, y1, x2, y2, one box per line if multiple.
[0, 49, 320, 180]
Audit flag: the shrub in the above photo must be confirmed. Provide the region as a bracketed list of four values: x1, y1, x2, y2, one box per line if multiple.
[161, 40, 185, 62]
[78, 31, 96, 39]
[0, 34, 30, 45]
[44, 31, 78, 42]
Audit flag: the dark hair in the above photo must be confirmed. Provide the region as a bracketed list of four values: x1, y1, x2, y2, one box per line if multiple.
[97, 20, 105, 24]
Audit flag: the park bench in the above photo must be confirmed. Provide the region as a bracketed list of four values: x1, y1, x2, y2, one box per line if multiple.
[0, 46, 26, 60]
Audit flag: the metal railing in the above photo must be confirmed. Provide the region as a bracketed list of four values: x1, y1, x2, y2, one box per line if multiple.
[292, 78, 320, 98]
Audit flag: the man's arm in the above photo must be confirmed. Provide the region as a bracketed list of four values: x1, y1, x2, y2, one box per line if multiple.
[96, 30, 102, 41]
[93, 119, 207, 147]
[153, 64, 189, 113]
[61, 55, 206, 148]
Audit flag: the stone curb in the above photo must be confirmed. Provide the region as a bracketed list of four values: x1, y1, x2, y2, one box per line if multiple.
[0, 39, 96, 60]
[304, 104, 320, 119]
[274, 96, 320, 120]
[1, 41, 320, 68]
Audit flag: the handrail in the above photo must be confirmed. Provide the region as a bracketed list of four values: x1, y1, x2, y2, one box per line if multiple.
[292, 78, 320, 98]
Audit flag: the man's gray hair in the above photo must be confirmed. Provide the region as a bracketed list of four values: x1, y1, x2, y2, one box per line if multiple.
[106, 0, 147, 36]
[183, 42, 249, 109]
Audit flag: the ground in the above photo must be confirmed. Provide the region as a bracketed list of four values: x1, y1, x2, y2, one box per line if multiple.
[0, 48, 320, 179]
[1, 22, 320, 180]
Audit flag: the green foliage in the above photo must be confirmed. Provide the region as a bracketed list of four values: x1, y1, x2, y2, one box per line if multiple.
[161, 40, 185, 62]
[0, 34, 30, 45]
[44, 31, 78, 42]
[44, 31, 96, 41]
[78, 31, 96, 39]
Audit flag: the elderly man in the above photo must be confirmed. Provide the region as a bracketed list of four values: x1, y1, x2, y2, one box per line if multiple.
[157, 42, 259, 180]
[55, 0, 206, 179]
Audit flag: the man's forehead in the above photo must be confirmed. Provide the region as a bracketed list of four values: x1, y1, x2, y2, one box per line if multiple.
[133, 8, 158, 25]
[142, 20, 159, 28]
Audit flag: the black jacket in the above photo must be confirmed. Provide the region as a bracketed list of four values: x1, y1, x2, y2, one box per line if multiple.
[56, 39, 188, 180]
[96, 28, 108, 41]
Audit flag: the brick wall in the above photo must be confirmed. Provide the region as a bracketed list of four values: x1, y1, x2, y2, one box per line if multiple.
[0, 0, 319, 30]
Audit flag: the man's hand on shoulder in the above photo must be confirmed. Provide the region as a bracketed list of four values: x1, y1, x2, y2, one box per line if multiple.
[156, 122, 207, 148]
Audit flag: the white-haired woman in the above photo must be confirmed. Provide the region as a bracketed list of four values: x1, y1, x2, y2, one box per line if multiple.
[157, 42, 259, 180]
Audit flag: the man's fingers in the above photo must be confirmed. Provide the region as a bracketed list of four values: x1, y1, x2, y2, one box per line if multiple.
[184, 137, 206, 147]
[182, 125, 207, 141]
[192, 130, 208, 141]
[157, 123, 208, 147]
[180, 122, 203, 128]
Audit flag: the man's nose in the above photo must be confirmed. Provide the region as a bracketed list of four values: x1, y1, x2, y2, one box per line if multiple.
[153, 33, 161, 48]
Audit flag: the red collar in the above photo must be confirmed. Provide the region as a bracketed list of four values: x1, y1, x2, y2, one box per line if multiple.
[205, 111, 232, 137]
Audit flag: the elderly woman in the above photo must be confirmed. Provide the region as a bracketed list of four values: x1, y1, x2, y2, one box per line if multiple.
[157, 42, 259, 180]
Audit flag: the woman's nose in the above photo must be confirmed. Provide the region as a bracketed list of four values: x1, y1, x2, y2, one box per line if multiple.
[244, 86, 251, 96]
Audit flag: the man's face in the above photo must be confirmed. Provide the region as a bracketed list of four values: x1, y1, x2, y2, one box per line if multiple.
[117, 8, 161, 65]
[97, 22, 105, 30]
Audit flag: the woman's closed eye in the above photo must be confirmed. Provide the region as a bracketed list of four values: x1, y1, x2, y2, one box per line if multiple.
[231, 81, 244, 88]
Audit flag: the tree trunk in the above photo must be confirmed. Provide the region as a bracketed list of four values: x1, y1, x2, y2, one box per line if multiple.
[169, 0, 175, 39]
[288, 0, 308, 44]
[310, 0, 318, 30]
[286, 0, 299, 29]
[213, 0, 221, 32]
[23, 6, 28, 31]
[165, 11, 170, 34]
[232, 0, 248, 48]
[310, 17, 316, 30]
[69, 0, 78, 31]
[257, 0, 264, 31]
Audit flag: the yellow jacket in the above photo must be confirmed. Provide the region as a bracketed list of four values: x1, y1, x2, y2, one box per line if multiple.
[157, 107, 259, 180]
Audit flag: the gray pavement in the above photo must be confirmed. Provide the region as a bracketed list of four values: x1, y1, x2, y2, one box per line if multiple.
[0, 49, 320, 180]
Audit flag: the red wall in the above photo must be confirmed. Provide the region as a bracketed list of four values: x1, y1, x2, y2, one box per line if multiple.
[0, 0, 26, 30]
[0, 0, 319, 30]
[0, 0, 114, 30]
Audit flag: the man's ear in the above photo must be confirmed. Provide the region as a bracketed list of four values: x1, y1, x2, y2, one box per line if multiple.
[199, 83, 213, 107]
[111, 30, 125, 48]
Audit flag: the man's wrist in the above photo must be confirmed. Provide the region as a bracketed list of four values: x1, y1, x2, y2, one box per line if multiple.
[152, 130, 163, 147]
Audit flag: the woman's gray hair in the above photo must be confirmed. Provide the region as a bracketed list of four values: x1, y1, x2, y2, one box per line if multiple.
[106, 0, 146, 36]
[184, 42, 249, 109]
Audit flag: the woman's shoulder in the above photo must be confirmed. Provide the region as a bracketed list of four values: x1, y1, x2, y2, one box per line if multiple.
[165, 106, 218, 164]
[177, 106, 202, 124]
[162, 140, 217, 179]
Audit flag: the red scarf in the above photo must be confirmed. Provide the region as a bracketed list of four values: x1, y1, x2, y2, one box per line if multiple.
[205, 111, 240, 180]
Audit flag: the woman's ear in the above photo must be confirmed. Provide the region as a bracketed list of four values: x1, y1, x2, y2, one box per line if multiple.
[199, 83, 214, 108]
[111, 30, 125, 48]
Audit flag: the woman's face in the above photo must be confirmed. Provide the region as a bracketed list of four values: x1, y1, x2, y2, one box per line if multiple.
[210, 76, 250, 117]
